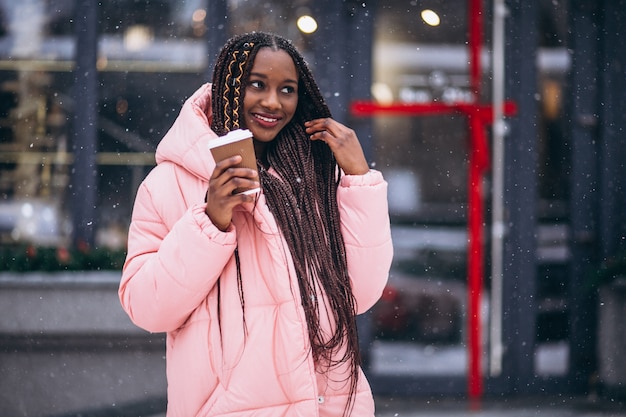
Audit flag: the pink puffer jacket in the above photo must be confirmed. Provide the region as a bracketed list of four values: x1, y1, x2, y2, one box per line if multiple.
[119, 83, 393, 416]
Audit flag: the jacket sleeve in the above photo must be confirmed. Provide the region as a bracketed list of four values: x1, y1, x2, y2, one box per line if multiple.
[337, 170, 393, 314]
[118, 172, 237, 333]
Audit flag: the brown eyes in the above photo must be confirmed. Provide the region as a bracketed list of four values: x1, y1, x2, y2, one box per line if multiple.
[249, 80, 296, 94]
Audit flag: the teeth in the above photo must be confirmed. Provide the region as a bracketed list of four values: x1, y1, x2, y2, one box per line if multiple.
[255, 114, 278, 123]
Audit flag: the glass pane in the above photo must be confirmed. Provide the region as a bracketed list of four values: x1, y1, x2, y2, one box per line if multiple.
[96, 0, 208, 246]
[0, 0, 76, 246]
[535, 0, 570, 378]
[0, 0, 208, 248]
[371, 223, 469, 376]
[369, 0, 475, 378]
[98, 0, 207, 69]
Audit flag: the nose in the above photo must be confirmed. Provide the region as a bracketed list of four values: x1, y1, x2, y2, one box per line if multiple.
[261, 90, 280, 110]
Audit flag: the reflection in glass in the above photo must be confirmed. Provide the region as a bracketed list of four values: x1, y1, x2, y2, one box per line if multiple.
[0, 0, 209, 249]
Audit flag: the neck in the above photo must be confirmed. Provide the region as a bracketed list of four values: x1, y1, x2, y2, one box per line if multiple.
[254, 141, 269, 168]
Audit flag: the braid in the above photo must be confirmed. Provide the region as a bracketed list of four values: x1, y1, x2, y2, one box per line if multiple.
[222, 45, 253, 130]
[210, 32, 360, 415]
[213, 40, 255, 132]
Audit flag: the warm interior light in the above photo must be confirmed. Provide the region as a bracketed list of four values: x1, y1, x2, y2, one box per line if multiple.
[192, 9, 206, 23]
[96, 55, 108, 70]
[421, 9, 441, 26]
[297, 15, 318, 34]
[372, 82, 394, 104]
[124, 25, 153, 51]
[191, 8, 207, 36]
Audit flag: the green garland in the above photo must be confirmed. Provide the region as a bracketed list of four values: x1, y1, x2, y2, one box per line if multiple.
[0, 244, 126, 272]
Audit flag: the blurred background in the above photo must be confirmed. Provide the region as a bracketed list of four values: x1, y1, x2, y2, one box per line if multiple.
[0, 0, 625, 416]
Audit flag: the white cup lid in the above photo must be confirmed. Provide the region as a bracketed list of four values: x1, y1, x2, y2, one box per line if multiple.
[207, 129, 253, 149]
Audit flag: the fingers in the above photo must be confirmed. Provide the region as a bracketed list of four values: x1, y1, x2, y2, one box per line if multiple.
[305, 118, 343, 142]
[211, 155, 259, 194]
[304, 118, 358, 150]
[206, 155, 259, 230]
[304, 118, 369, 175]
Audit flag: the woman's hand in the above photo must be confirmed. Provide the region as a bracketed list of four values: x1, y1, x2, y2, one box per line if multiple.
[305, 118, 369, 175]
[205, 155, 259, 231]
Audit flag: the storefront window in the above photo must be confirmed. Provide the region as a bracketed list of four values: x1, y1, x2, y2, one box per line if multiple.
[368, 0, 572, 381]
[0, 0, 75, 246]
[0, 0, 208, 248]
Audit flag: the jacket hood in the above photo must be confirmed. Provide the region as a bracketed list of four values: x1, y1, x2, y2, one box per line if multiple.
[155, 83, 218, 181]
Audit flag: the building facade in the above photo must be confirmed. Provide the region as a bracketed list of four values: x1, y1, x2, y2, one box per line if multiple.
[0, 0, 625, 401]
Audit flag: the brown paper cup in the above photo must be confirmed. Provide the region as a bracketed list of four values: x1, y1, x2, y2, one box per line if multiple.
[208, 129, 260, 195]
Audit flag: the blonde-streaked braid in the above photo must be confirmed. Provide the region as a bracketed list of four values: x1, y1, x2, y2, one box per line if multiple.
[218, 42, 254, 133]
[213, 42, 254, 135]
[222, 52, 237, 130]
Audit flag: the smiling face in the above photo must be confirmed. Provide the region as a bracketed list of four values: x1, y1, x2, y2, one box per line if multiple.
[241, 47, 299, 155]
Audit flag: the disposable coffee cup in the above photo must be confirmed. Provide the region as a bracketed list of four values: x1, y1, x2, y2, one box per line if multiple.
[208, 129, 260, 195]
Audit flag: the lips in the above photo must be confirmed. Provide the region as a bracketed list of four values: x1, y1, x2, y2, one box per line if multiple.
[253, 112, 281, 128]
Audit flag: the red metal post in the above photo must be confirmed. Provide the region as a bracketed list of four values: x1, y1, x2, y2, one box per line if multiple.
[467, 113, 486, 400]
[467, 0, 485, 400]
[469, 0, 483, 99]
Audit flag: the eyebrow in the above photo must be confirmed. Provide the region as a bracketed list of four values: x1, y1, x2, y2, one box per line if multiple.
[249, 72, 298, 85]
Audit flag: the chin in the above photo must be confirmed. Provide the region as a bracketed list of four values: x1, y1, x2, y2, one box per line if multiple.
[254, 130, 280, 143]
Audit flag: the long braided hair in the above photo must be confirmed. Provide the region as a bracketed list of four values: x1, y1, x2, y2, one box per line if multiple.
[210, 32, 360, 413]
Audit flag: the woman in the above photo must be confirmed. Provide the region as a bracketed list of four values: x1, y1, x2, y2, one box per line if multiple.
[119, 31, 393, 417]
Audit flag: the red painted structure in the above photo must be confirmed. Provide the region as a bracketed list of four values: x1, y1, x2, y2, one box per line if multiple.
[350, 0, 517, 399]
